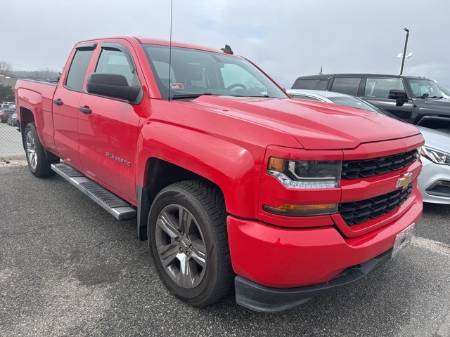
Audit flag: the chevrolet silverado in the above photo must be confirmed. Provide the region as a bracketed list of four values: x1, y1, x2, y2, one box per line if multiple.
[15, 37, 424, 312]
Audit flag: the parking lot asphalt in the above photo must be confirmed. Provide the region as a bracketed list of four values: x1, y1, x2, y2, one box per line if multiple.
[0, 165, 449, 337]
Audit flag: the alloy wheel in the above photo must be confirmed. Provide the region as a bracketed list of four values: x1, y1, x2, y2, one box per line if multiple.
[25, 130, 38, 170]
[155, 204, 207, 289]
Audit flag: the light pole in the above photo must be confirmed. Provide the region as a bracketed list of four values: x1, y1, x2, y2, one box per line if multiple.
[399, 28, 410, 75]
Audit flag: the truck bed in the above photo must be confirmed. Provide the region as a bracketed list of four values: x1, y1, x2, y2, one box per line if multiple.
[15, 79, 57, 99]
[15, 79, 59, 150]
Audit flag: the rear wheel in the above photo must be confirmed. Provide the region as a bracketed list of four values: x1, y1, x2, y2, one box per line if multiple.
[148, 180, 233, 307]
[24, 123, 57, 177]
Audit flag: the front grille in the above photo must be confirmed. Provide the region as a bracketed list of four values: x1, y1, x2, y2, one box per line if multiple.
[339, 184, 413, 226]
[342, 150, 418, 179]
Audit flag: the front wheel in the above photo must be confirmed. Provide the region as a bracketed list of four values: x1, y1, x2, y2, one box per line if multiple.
[148, 180, 233, 307]
[23, 123, 56, 177]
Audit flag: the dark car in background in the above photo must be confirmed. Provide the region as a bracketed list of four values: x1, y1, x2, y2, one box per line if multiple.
[0, 107, 15, 123]
[292, 74, 450, 128]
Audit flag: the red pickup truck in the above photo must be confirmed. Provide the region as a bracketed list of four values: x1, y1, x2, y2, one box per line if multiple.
[15, 36, 424, 312]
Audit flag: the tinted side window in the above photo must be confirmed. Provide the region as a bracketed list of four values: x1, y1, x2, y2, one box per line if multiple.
[315, 79, 329, 90]
[293, 78, 328, 90]
[95, 49, 138, 86]
[364, 78, 404, 98]
[293, 79, 317, 89]
[331, 77, 361, 95]
[65, 49, 94, 91]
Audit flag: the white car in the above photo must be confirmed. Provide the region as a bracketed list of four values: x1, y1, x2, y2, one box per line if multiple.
[287, 89, 450, 204]
[417, 127, 450, 204]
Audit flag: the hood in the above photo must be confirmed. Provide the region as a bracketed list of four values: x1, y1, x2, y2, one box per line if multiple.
[417, 126, 450, 151]
[190, 96, 420, 150]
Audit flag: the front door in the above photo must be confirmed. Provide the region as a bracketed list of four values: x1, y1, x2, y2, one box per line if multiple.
[361, 77, 414, 122]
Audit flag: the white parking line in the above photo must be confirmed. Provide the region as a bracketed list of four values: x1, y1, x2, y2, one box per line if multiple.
[412, 236, 450, 256]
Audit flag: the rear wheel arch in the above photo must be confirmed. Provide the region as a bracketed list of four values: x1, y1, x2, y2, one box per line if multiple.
[19, 107, 36, 148]
[19, 107, 60, 166]
[23, 123, 56, 177]
[19, 106, 35, 128]
[136, 157, 227, 241]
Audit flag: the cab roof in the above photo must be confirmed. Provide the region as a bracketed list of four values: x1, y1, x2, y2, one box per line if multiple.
[135, 37, 223, 53]
[78, 36, 224, 54]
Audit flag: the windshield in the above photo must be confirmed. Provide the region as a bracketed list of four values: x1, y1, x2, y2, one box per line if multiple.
[438, 84, 450, 98]
[408, 79, 444, 98]
[328, 96, 380, 112]
[143, 45, 287, 100]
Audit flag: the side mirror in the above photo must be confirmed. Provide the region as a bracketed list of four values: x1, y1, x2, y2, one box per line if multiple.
[388, 89, 408, 106]
[87, 73, 140, 102]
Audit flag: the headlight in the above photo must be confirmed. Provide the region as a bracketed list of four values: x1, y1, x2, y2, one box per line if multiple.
[420, 146, 450, 165]
[267, 157, 342, 189]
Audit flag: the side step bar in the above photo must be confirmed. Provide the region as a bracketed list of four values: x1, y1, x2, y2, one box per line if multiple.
[51, 163, 136, 220]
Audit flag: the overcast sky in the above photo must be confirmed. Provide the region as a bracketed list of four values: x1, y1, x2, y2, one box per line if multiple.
[2, 0, 450, 87]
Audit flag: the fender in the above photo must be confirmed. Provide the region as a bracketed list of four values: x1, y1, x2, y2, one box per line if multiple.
[16, 86, 55, 149]
[135, 120, 266, 239]
[16, 88, 41, 124]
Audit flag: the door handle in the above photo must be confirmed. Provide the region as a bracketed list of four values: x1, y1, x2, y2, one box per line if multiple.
[53, 98, 64, 106]
[79, 105, 92, 114]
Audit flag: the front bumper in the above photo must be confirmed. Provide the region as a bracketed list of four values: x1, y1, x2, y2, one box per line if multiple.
[227, 192, 422, 311]
[418, 156, 450, 204]
[235, 249, 392, 312]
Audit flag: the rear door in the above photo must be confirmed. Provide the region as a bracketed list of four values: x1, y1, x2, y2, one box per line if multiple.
[77, 41, 142, 203]
[361, 77, 414, 121]
[53, 44, 96, 168]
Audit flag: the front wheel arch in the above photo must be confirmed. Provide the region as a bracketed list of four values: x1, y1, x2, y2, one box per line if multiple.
[136, 158, 226, 241]
[147, 179, 233, 306]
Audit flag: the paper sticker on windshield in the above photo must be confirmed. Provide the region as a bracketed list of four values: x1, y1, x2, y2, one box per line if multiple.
[170, 82, 185, 90]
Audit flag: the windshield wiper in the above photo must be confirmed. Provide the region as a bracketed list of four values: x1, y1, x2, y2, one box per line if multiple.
[170, 93, 212, 100]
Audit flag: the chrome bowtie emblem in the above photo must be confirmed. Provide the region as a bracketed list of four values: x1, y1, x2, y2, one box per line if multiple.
[396, 172, 413, 190]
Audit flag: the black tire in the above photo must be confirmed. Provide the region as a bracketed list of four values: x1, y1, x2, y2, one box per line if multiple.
[23, 123, 57, 177]
[148, 180, 233, 307]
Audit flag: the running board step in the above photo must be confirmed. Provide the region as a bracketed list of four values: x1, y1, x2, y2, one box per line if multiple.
[51, 163, 136, 220]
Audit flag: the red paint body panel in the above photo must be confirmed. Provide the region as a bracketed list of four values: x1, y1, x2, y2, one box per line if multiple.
[228, 190, 422, 288]
[15, 36, 424, 290]
[15, 82, 57, 151]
